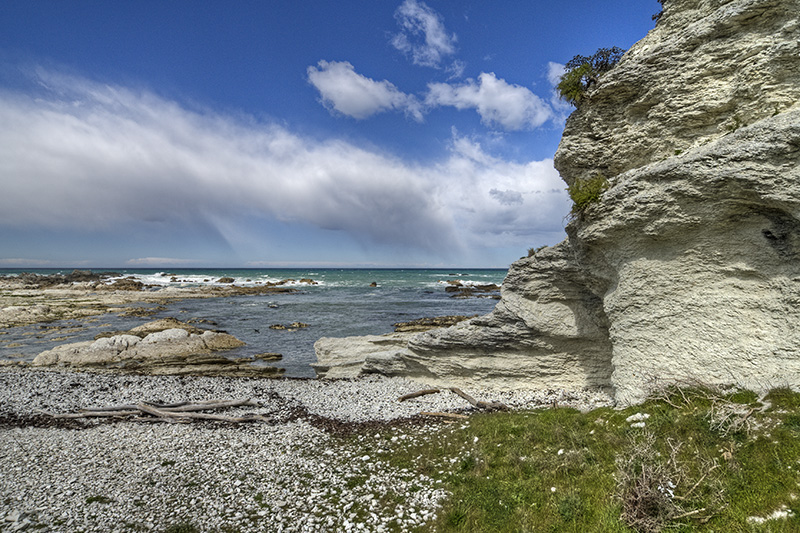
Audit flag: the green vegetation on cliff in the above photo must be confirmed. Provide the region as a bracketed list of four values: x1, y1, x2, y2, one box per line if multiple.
[557, 47, 625, 106]
[567, 174, 609, 215]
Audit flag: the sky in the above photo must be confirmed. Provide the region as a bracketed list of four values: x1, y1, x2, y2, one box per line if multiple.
[0, 1, 661, 269]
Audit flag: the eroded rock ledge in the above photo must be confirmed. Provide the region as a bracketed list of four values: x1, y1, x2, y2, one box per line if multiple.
[314, 0, 800, 404]
[31, 318, 282, 377]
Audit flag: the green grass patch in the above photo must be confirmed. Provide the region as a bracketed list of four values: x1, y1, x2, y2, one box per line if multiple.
[374, 386, 800, 532]
[567, 175, 609, 215]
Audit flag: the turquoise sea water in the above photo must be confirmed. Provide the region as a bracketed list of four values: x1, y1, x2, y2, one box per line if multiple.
[0, 268, 507, 377]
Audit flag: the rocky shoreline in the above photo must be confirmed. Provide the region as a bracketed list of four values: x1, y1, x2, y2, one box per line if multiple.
[0, 271, 617, 531]
[0, 368, 613, 532]
[0, 270, 305, 330]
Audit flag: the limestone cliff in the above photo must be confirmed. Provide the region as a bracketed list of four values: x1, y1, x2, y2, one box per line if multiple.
[315, 0, 800, 404]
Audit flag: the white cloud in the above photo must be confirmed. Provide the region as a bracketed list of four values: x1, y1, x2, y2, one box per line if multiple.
[546, 61, 565, 87]
[391, 0, 457, 68]
[0, 258, 56, 266]
[427, 72, 553, 131]
[489, 189, 524, 206]
[446, 59, 466, 80]
[307, 60, 422, 120]
[0, 70, 569, 261]
[437, 132, 569, 247]
[126, 257, 203, 266]
[546, 61, 572, 125]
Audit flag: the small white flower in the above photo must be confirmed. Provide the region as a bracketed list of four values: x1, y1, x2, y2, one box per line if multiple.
[557, 449, 565, 455]
[551, 487, 557, 493]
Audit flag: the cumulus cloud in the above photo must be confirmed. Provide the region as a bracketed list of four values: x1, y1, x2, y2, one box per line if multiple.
[0, 70, 569, 261]
[391, 0, 457, 68]
[489, 189, 524, 206]
[307, 60, 422, 120]
[0, 258, 55, 266]
[546, 61, 572, 125]
[427, 72, 553, 130]
[126, 257, 203, 266]
[546, 61, 565, 87]
[436, 132, 568, 248]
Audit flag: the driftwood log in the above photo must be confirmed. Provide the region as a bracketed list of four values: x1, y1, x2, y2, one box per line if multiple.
[47, 399, 263, 423]
[397, 387, 509, 412]
[419, 411, 470, 420]
[449, 387, 508, 411]
[397, 389, 441, 402]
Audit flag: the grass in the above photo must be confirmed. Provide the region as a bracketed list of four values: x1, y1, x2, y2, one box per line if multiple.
[567, 174, 609, 216]
[373, 386, 800, 532]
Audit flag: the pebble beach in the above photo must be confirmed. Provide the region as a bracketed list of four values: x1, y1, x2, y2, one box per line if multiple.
[0, 368, 614, 532]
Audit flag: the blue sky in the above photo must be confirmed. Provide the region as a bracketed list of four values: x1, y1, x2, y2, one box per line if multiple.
[0, 1, 660, 268]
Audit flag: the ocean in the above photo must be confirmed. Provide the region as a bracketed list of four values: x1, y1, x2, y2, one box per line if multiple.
[0, 268, 507, 377]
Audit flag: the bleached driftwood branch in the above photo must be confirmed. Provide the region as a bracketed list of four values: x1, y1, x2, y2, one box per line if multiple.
[449, 387, 508, 411]
[397, 387, 509, 413]
[397, 389, 441, 402]
[48, 398, 262, 423]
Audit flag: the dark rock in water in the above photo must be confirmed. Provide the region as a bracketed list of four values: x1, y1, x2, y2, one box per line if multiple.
[217, 277, 235, 284]
[118, 305, 166, 318]
[253, 352, 282, 361]
[187, 318, 219, 326]
[8, 270, 121, 289]
[392, 315, 476, 333]
[269, 322, 310, 331]
[275, 278, 317, 286]
[68, 269, 94, 281]
[370, 282, 378, 287]
[101, 278, 145, 291]
[443, 281, 501, 299]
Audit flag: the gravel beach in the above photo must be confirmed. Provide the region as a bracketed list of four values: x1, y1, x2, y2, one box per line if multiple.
[0, 368, 613, 532]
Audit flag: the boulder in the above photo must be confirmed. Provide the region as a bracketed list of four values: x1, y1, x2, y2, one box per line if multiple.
[101, 278, 144, 291]
[269, 322, 309, 331]
[129, 317, 203, 335]
[312, 333, 417, 379]
[29, 318, 280, 376]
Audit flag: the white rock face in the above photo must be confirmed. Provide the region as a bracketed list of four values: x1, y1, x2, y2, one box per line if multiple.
[577, 107, 800, 403]
[555, 0, 800, 189]
[312, 333, 417, 379]
[554, 0, 800, 403]
[314, 0, 800, 404]
[33, 325, 245, 369]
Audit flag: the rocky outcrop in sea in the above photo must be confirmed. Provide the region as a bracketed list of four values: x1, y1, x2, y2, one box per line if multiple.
[315, 0, 800, 404]
[31, 318, 282, 377]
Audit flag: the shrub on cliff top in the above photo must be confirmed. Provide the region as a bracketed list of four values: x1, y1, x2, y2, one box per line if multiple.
[557, 47, 625, 106]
